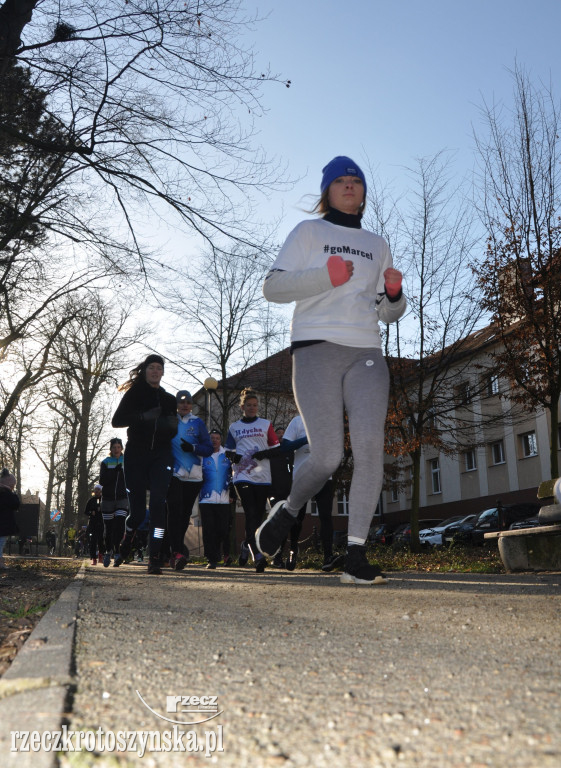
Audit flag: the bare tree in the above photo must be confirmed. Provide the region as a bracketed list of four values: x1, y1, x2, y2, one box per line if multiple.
[49, 292, 146, 517]
[366, 152, 486, 550]
[0, 0, 291, 263]
[473, 64, 561, 479]
[166, 246, 285, 435]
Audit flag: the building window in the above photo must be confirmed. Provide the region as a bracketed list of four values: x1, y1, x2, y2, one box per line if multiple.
[337, 487, 349, 516]
[456, 382, 472, 406]
[521, 431, 538, 458]
[491, 440, 505, 465]
[390, 485, 399, 503]
[487, 374, 499, 396]
[429, 458, 441, 494]
[464, 449, 477, 472]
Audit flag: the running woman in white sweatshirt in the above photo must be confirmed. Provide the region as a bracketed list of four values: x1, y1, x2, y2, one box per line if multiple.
[255, 156, 406, 584]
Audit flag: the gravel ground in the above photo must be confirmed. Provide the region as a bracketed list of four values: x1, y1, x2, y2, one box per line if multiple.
[61, 562, 561, 768]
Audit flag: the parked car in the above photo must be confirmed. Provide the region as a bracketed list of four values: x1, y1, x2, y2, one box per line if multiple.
[445, 511, 486, 544]
[419, 515, 472, 547]
[440, 514, 477, 545]
[452, 503, 540, 545]
[367, 523, 393, 545]
[392, 518, 444, 549]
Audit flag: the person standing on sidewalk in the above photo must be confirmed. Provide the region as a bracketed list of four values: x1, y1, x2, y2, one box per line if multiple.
[255, 156, 406, 585]
[199, 430, 233, 569]
[99, 437, 129, 567]
[84, 484, 104, 566]
[111, 354, 177, 575]
[0, 469, 19, 570]
[166, 390, 212, 571]
[225, 388, 280, 573]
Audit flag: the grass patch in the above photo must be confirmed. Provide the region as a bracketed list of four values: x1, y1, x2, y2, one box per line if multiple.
[299, 542, 504, 574]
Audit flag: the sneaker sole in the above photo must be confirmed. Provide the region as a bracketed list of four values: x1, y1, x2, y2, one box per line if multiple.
[340, 572, 388, 585]
[255, 499, 287, 557]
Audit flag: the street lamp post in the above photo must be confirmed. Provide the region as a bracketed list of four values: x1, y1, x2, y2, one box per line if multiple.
[203, 377, 218, 430]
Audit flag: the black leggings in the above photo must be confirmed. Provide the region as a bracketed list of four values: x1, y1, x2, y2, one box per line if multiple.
[87, 522, 104, 559]
[235, 483, 270, 554]
[290, 479, 334, 556]
[200, 503, 231, 563]
[166, 477, 202, 554]
[123, 446, 173, 558]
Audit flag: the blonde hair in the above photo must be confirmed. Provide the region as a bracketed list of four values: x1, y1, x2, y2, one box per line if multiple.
[239, 387, 258, 407]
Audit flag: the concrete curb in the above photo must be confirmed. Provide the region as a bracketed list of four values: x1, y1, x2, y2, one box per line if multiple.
[0, 563, 86, 767]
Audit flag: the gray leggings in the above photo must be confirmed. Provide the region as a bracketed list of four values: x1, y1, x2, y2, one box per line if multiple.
[286, 343, 389, 544]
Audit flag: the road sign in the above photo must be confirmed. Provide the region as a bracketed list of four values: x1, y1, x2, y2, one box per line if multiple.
[50, 509, 62, 521]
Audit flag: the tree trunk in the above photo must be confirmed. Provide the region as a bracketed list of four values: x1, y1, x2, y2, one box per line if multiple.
[63, 420, 78, 531]
[0, 0, 38, 74]
[550, 401, 560, 480]
[409, 448, 422, 553]
[75, 387, 93, 519]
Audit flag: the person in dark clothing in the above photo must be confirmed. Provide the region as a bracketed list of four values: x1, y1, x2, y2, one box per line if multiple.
[0, 469, 19, 569]
[84, 484, 104, 565]
[99, 437, 129, 567]
[111, 353, 177, 574]
[46, 529, 56, 555]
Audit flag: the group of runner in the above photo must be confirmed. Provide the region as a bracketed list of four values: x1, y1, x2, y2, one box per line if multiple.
[86, 155, 406, 585]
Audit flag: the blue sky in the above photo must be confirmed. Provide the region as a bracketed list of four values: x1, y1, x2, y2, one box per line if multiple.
[244, 0, 561, 239]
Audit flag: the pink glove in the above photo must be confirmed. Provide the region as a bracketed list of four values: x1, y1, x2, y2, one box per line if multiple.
[384, 267, 402, 297]
[327, 255, 353, 287]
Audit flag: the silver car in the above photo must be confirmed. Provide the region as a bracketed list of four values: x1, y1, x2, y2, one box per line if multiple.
[419, 515, 474, 547]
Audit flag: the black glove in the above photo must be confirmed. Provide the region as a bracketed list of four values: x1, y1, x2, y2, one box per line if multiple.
[225, 451, 242, 464]
[141, 406, 162, 422]
[180, 439, 194, 453]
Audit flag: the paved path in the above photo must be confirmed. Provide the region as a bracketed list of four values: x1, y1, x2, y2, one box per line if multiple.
[1, 562, 560, 767]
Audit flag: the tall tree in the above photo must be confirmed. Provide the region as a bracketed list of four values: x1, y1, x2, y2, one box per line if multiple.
[0, 0, 290, 263]
[474, 65, 561, 479]
[366, 152, 485, 550]
[49, 292, 146, 518]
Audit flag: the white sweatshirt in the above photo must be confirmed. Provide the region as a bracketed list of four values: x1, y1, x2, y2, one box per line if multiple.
[263, 218, 406, 348]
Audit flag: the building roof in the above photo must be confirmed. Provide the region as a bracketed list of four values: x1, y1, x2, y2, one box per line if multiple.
[195, 347, 294, 399]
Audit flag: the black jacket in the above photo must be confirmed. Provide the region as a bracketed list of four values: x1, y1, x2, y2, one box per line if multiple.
[0, 486, 19, 536]
[112, 378, 177, 451]
[99, 456, 127, 500]
[84, 495, 102, 524]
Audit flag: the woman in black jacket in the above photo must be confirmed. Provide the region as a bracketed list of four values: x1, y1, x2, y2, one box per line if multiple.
[112, 354, 177, 574]
[0, 468, 19, 569]
[99, 437, 129, 567]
